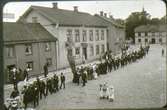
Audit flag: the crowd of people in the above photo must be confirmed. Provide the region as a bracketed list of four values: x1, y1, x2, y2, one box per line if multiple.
[6, 72, 66, 110]
[75, 45, 150, 84]
[5, 45, 150, 109]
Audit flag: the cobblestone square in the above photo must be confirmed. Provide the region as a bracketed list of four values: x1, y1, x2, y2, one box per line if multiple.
[32, 44, 166, 110]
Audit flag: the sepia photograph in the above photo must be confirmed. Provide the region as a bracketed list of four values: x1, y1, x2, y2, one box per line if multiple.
[2, 0, 167, 110]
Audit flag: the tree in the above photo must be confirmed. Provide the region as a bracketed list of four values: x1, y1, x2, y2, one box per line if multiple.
[149, 18, 160, 25]
[115, 18, 125, 25]
[160, 15, 166, 24]
[125, 9, 151, 43]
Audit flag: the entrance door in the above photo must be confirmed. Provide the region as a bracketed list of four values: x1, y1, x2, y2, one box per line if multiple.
[151, 38, 156, 44]
[83, 47, 87, 60]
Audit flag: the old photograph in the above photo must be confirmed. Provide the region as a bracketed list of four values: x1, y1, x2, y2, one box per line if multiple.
[2, 0, 166, 110]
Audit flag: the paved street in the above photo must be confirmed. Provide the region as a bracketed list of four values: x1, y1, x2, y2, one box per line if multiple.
[33, 44, 166, 109]
[4, 44, 166, 109]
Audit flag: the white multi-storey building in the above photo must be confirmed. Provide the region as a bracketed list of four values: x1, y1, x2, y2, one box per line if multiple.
[18, 3, 109, 69]
[18, 3, 125, 69]
[135, 24, 167, 45]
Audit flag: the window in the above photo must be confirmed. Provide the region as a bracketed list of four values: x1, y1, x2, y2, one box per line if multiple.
[145, 39, 148, 43]
[101, 30, 104, 40]
[145, 32, 148, 36]
[6, 45, 15, 57]
[67, 29, 72, 42]
[138, 33, 141, 36]
[26, 61, 33, 71]
[82, 30, 87, 42]
[96, 45, 99, 55]
[159, 38, 162, 43]
[32, 17, 38, 23]
[152, 32, 155, 36]
[45, 42, 51, 51]
[90, 45, 94, 56]
[75, 29, 80, 42]
[89, 30, 93, 41]
[67, 49, 73, 56]
[95, 30, 99, 41]
[75, 47, 80, 55]
[138, 39, 141, 43]
[25, 44, 32, 55]
[101, 44, 105, 53]
[46, 58, 52, 66]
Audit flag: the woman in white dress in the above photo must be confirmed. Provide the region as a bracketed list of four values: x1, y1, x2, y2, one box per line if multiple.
[93, 64, 98, 79]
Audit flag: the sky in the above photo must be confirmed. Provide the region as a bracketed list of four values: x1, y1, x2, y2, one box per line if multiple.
[3, 0, 166, 22]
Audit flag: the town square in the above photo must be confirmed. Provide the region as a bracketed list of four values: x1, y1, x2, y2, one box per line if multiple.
[2, 0, 167, 110]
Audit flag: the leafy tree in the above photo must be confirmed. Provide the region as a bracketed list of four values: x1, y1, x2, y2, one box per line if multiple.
[149, 18, 160, 25]
[125, 9, 151, 43]
[160, 15, 166, 24]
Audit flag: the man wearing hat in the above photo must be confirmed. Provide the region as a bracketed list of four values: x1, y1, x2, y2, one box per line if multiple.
[81, 71, 87, 87]
[60, 73, 66, 89]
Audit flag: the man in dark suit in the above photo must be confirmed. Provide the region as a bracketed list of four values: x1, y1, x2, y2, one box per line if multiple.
[60, 73, 65, 89]
[43, 63, 48, 78]
[82, 71, 87, 87]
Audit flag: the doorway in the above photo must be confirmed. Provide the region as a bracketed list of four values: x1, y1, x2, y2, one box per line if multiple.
[82, 47, 87, 60]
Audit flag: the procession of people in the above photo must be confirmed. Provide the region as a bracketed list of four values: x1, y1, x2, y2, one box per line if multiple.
[5, 44, 151, 109]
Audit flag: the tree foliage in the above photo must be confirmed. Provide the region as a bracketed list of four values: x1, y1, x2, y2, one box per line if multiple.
[125, 8, 166, 43]
[125, 10, 150, 43]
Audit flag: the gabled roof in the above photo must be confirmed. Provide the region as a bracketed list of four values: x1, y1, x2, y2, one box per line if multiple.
[3, 22, 57, 44]
[135, 24, 167, 32]
[95, 14, 125, 28]
[19, 6, 109, 27]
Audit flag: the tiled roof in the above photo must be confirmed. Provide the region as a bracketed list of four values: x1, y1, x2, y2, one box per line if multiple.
[135, 24, 167, 32]
[19, 6, 109, 27]
[95, 15, 125, 28]
[3, 22, 57, 44]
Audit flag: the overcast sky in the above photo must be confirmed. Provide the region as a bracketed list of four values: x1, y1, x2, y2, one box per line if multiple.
[3, 0, 166, 22]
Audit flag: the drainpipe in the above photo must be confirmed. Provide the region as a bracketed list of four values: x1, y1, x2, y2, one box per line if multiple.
[55, 40, 58, 71]
[37, 42, 41, 75]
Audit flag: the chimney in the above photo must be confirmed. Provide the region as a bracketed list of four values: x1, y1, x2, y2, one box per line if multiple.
[74, 6, 78, 12]
[100, 11, 103, 16]
[52, 3, 58, 9]
[104, 13, 107, 17]
[110, 15, 113, 19]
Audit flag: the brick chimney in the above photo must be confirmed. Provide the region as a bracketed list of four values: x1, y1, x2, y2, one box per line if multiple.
[52, 3, 58, 9]
[74, 6, 78, 12]
[104, 13, 107, 17]
[100, 11, 103, 16]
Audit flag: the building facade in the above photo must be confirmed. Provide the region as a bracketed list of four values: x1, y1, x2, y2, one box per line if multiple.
[135, 24, 167, 45]
[3, 22, 58, 77]
[18, 3, 125, 69]
[95, 12, 125, 54]
[18, 3, 109, 69]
